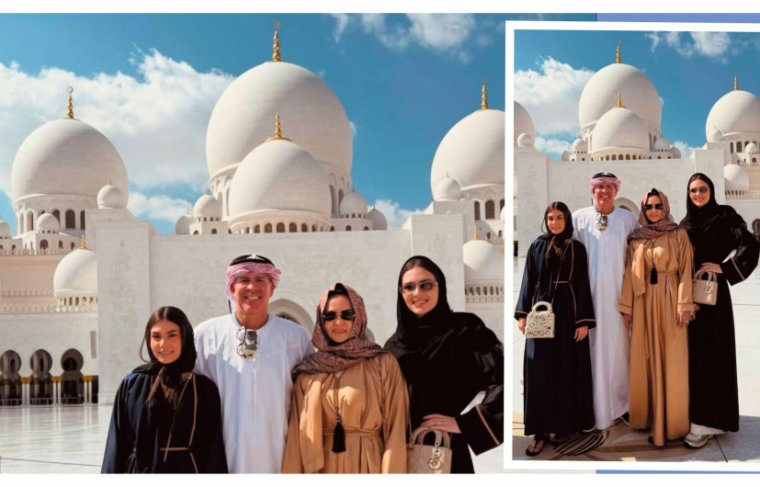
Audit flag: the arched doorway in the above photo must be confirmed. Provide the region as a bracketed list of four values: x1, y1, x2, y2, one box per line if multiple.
[30, 349, 53, 405]
[61, 349, 85, 404]
[0, 350, 22, 406]
[270, 299, 313, 334]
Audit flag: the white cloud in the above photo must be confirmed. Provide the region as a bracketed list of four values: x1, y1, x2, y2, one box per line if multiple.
[673, 140, 700, 158]
[350, 14, 475, 61]
[534, 136, 571, 157]
[514, 57, 594, 136]
[649, 32, 731, 60]
[349, 121, 357, 137]
[127, 191, 192, 223]
[372, 198, 424, 229]
[330, 13, 351, 42]
[0, 49, 233, 200]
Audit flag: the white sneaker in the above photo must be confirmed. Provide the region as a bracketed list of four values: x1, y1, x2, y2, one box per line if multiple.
[684, 433, 713, 449]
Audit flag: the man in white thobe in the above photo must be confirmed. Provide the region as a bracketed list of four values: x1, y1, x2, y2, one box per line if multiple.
[194, 254, 313, 473]
[573, 172, 638, 431]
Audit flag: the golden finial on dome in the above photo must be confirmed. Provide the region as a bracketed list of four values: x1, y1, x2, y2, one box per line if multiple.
[481, 80, 489, 110]
[616, 41, 621, 64]
[67, 87, 74, 119]
[616, 93, 623, 108]
[473, 225, 480, 241]
[734, 75, 739, 91]
[79, 234, 88, 250]
[266, 113, 291, 142]
[273, 21, 281, 62]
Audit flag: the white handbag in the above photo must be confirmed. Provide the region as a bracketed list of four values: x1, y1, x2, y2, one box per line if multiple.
[693, 270, 718, 306]
[525, 301, 555, 339]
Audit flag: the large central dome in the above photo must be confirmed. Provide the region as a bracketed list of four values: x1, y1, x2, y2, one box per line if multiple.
[705, 89, 760, 138]
[206, 61, 353, 180]
[579, 62, 661, 135]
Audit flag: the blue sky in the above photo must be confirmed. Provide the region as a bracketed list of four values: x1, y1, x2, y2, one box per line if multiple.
[513, 25, 760, 160]
[0, 13, 593, 235]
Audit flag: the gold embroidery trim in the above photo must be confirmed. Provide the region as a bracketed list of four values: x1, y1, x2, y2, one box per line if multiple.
[475, 404, 500, 447]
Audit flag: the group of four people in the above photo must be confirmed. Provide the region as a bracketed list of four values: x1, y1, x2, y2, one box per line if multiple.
[102, 254, 504, 473]
[517, 172, 759, 455]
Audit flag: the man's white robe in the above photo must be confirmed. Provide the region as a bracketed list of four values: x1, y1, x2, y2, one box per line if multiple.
[194, 313, 313, 473]
[573, 206, 639, 430]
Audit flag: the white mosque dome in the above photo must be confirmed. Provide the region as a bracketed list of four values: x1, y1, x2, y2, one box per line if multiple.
[10, 118, 128, 203]
[591, 106, 650, 152]
[430, 108, 504, 194]
[745, 142, 760, 154]
[0, 219, 13, 238]
[706, 89, 760, 138]
[367, 207, 387, 230]
[433, 175, 462, 201]
[228, 138, 331, 220]
[670, 146, 682, 159]
[579, 62, 661, 133]
[53, 246, 98, 298]
[571, 138, 588, 152]
[193, 194, 222, 220]
[463, 239, 504, 284]
[175, 214, 192, 235]
[707, 126, 724, 143]
[654, 135, 670, 151]
[514, 101, 535, 145]
[37, 213, 60, 234]
[97, 184, 126, 209]
[339, 190, 368, 218]
[206, 61, 352, 180]
[516, 132, 534, 148]
[725, 164, 750, 192]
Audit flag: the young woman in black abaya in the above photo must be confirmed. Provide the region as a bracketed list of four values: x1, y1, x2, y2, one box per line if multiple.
[385, 255, 503, 473]
[515, 201, 595, 457]
[102, 306, 228, 473]
[680, 173, 759, 448]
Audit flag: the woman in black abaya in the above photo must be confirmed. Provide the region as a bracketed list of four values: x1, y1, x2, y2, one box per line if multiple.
[385, 255, 503, 473]
[680, 173, 759, 448]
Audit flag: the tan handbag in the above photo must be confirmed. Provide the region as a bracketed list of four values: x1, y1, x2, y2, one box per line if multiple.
[525, 301, 555, 339]
[407, 427, 452, 474]
[693, 270, 718, 306]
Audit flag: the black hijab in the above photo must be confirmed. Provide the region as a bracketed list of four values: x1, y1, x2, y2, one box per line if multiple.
[536, 202, 574, 300]
[680, 173, 721, 234]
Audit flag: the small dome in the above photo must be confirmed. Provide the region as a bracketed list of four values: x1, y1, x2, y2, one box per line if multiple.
[433, 176, 462, 201]
[706, 89, 760, 138]
[516, 132, 534, 148]
[745, 142, 759, 154]
[339, 190, 368, 218]
[37, 213, 60, 234]
[193, 194, 222, 220]
[175, 214, 192, 235]
[54, 247, 98, 298]
[463, 239, 504, 284]
[579, 62, 661, 133]
[707, 126, 724, 143]
[0, 219, 12, 238]
[725, 164, 750, 192]
[228, 139, 331, 220]
[670, 146, 682, 159]
[10, 118, 128, 203]
[367, 207, 388, 230]
[514, 102, 535, 146]
[430, 108, 504, 194]
[654, 135, 670, 151]
[591, 106, 649, 152]
[97, 184, 126, 209]
[571, 138, 588, 152]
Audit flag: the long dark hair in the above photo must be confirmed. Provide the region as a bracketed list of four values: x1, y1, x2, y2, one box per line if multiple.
[138, 306, 197, 408]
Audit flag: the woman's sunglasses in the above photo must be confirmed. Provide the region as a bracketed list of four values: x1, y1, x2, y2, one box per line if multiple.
[643, 203, 664, 211]
[689, 186, 709, 194]
[321, 310, 356, 322]
[400, 280, 438, 294]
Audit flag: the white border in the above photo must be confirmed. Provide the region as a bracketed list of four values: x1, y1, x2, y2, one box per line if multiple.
[506, 19, 760, 473]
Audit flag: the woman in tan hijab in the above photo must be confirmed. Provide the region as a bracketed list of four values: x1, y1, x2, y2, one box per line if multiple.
[619, 188, 696, 447]
[282, 283, 408, 473]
